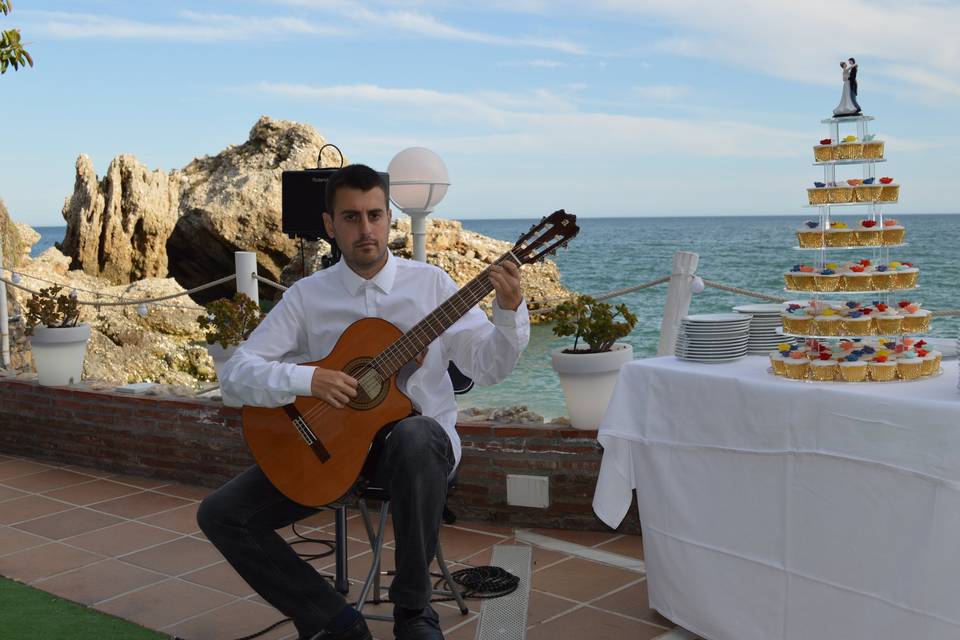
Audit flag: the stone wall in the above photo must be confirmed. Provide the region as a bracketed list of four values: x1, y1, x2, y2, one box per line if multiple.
[0, 376, 638, 534]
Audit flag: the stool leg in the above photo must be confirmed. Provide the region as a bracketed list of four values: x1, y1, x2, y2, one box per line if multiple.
[334, 505, 349, 595]
[355, 500, 390, 613]
[435, 540, 468, 615]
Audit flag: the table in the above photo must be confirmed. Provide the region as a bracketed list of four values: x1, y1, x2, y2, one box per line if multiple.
[593, 355, 960, 640]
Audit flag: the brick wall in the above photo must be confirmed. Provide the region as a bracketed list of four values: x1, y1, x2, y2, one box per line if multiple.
[0, 377, 639, 534]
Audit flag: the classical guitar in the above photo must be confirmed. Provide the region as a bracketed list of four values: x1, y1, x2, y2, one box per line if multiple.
[242, 210, 580, 506]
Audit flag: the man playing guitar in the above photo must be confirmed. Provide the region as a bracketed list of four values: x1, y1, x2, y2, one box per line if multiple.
[197, 164, 530, 640]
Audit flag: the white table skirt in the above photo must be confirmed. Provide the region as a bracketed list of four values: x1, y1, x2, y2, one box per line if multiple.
[593, 355, 960, 640]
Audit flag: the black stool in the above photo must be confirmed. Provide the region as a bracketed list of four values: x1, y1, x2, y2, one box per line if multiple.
[330, 479, 468, 622]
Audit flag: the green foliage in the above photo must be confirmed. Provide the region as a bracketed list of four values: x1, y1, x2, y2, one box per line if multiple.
[24, 285, 81, 335]
[197, 292, 262, 348]
[550, 295, 638, 353]
[1, 1, 33, 74]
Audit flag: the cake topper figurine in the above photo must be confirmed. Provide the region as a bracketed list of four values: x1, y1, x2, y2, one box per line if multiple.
[833, 57, 862, 117]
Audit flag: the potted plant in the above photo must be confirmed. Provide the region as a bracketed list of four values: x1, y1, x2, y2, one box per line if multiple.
[25, 285, 90, 386]
[197, 292, 261, 381]
[550, 295, 637, 429]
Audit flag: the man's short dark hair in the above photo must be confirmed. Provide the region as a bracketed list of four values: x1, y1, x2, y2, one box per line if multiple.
[324, 164, 389, 216]
[848, 57, 856, 64]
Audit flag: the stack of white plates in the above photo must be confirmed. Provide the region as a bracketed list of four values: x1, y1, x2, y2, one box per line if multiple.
[733, 303, 794, 355]
[675, 313, 751, 363]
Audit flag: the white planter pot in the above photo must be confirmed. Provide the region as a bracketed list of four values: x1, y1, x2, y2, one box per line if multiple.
[551, 342, 633, 430]
[206, 342, 242, 382]
[29, 323, 91, 387]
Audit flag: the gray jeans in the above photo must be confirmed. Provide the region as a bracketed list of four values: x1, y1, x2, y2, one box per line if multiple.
[197, 415, 455, 638]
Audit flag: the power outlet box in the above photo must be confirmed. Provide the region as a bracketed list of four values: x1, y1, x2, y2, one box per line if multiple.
[506, 474, 550, 508]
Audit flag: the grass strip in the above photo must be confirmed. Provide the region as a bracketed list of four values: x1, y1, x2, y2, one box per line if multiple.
[0, 576, 169, 639]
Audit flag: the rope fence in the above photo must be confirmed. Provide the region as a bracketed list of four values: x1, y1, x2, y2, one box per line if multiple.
[0, 272, 236, 309]
[253, 274, 289, 292]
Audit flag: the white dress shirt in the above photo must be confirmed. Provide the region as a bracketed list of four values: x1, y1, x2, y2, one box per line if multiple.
[220, 251, 531, 467]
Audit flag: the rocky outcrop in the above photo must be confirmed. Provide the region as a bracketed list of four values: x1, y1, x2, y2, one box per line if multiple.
[167, 117, 346, 302]
[59, 154, 179, 284]
[1, 198, 24, 269]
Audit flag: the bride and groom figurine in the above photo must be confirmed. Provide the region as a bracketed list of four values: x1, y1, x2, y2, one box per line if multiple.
[833, 57, 862, 117]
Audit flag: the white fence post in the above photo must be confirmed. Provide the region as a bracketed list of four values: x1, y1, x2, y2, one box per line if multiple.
[657, 251, 700, 356]
[0, 239, 8, 368]
[235, 251, 259, 307]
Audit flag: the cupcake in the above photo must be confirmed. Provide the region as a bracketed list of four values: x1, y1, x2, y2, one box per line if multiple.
[871, 264, 897, 290]
[807, 187, 830, 206]
[781, 306, 813, 335]
[868, 354, 897, 381]
[769, 346, 790, 375]
[814, 268, 842, 292]
[828, 186, 855, 203]
[862, 140, 885, 159]
[894, 264, 919, 289]
[854, 219, 882, 245]
[783, 352, 810, 380]
[787, 265, 817, 291]
[897, 350, 923, 380]
[796, 220, 825, 247]
[813, 142, 837, 162]
[880, 219, 906, 245]
[810, 358, 838, 381]
[837, 140, 864, 160]
[855, 185, 883, 203]
[841, 261, 873, 291]
[814, 311, 842, 336]
[872, 305, 903, 335]
[825, 221, 855, 246]
[917, 348, 937, 376]
[842, 310, 873, 336]
[838, 357, 868, 382]
[879, 183, 900, 202]
[899, 303, 931, 333]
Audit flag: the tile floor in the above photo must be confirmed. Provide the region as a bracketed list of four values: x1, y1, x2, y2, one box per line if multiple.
[0, 453, 691, 640]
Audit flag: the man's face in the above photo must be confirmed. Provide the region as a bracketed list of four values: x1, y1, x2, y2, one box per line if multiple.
[323, 186, 392, 276]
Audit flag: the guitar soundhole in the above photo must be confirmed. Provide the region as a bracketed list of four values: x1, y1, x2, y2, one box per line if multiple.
[344, 358, 388, 410]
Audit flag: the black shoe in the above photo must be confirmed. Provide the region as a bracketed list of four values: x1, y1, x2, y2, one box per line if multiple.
[308, 615, 373, 640]
[393, 605, 443, 640]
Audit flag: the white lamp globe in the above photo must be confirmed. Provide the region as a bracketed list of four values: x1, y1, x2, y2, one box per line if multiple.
[387, 147, 449, 212]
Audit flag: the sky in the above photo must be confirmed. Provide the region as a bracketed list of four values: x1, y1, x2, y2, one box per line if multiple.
[2, 0, 960, 226]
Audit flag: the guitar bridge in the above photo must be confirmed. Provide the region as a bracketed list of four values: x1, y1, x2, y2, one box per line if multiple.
[282, 404, 330, 462]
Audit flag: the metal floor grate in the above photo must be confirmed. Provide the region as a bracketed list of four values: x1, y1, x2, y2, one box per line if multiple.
[475, 545, 532, 640]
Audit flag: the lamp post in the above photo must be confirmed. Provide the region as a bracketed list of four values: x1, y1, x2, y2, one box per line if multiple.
[387, 147, 449, 262]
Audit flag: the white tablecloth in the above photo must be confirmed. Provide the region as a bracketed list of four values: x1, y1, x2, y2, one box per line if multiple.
[593, 355, 960, 640]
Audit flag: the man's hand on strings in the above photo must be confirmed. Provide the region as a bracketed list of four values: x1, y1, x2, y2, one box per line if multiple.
[310, 368, 358, 409]
[488, 260, 522, 311]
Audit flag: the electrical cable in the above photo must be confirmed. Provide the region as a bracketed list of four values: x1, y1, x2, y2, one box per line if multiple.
[230, 520, 520, 640]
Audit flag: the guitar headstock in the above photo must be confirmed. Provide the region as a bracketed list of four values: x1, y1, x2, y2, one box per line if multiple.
[510, 210, 579, 265]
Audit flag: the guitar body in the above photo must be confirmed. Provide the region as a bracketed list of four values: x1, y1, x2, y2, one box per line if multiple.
[242, 317, 413, 507]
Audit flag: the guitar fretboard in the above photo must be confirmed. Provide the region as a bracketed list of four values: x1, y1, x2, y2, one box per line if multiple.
[369, 253, 519, 379]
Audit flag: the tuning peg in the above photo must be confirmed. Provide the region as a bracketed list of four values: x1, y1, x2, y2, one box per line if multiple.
[561, 241, 568, 248]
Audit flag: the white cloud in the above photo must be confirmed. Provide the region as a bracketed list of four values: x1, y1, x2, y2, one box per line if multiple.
[255, 81, 810, 158]
[26, 10, 345, 41]
[631, 84, 691, 101]
[276, 0, 587, 53]
[500, 59, 566, 68]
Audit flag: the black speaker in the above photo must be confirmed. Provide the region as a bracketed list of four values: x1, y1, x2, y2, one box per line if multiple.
[281, 168, 391, 241]
[281, 168, 337, 241]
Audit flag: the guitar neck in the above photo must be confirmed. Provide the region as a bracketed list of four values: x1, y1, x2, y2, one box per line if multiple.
[371, 252, 519, 378]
